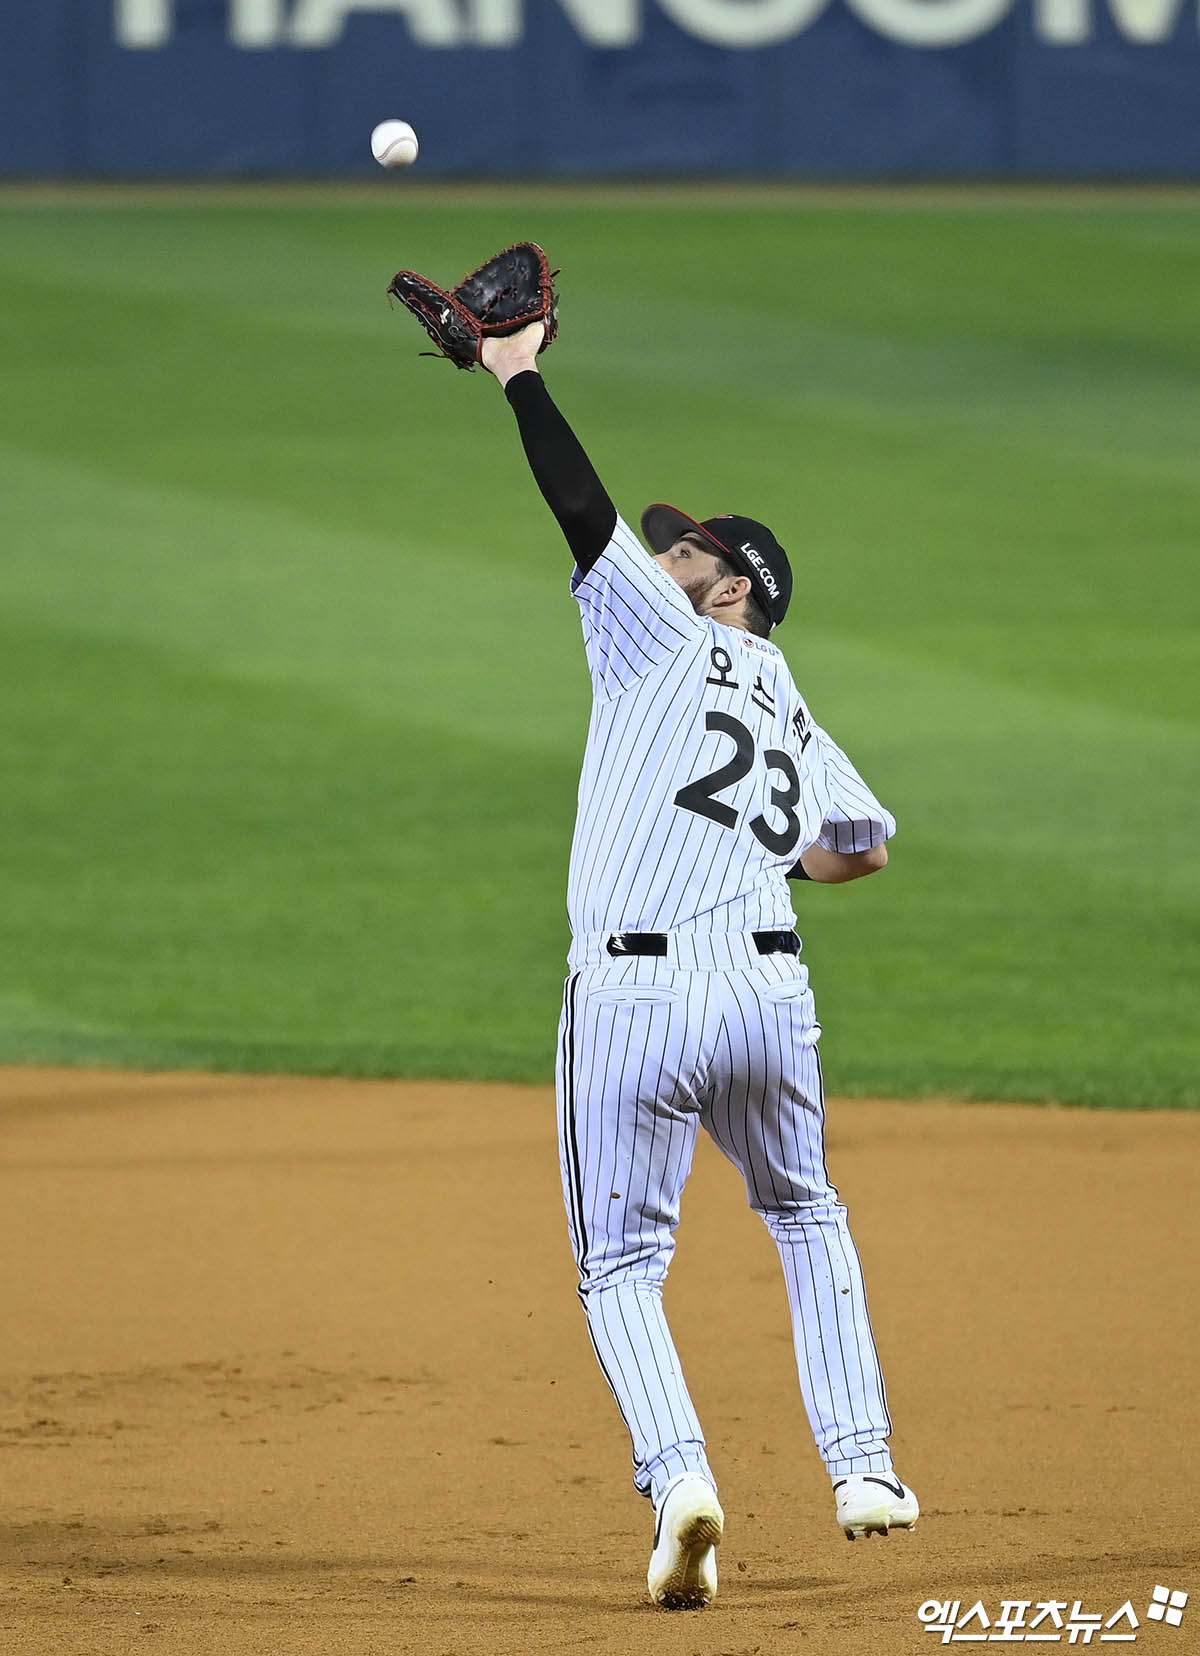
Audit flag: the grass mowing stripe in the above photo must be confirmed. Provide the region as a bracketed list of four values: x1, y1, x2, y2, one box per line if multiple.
[793, 636, 1200, 885]
[0, 615, 575, 1054]
[0, 444, 590, 753]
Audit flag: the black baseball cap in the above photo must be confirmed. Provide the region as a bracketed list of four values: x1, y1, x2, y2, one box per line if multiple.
[640, 504, 793, 628]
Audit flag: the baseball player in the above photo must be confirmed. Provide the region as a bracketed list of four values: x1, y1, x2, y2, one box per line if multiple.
[479, 320, 918, 1610]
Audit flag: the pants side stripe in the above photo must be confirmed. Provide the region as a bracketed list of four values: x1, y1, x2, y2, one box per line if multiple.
[560, 972, 589, 1275]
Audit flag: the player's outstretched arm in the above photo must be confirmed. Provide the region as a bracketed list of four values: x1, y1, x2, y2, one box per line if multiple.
[482, 323, 617, 573]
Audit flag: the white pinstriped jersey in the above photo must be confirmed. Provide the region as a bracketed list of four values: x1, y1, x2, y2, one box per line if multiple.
[566, 515, 895, 956]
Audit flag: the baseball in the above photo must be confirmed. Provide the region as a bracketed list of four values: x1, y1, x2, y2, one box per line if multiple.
[371, 119, 419, 169]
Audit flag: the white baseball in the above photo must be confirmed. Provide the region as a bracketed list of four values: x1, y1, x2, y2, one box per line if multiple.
[371, 119, 419, 169]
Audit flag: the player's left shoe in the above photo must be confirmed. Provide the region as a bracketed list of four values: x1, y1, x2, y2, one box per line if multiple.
[833, 1473, 919, 1540]
[647, 1474, 724, 1608]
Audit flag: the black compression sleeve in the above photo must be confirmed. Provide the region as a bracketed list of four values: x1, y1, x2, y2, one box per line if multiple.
[503, 370, 617, 572]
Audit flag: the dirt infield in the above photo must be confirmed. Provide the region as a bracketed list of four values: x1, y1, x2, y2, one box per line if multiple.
[1, 1070, 1196, 1655]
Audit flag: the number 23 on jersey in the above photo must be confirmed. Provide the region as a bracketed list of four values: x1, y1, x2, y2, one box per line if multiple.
[674, 648, 814, 859]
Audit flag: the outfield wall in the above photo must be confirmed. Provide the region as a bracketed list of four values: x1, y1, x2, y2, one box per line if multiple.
[3, 0, 1199, 177]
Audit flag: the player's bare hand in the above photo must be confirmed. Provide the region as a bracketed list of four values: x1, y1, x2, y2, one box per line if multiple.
[482, 321, 545, 385]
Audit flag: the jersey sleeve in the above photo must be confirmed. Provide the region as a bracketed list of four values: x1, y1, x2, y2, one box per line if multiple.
[571, 513, 703, 696]
[810, 723, 897, 851]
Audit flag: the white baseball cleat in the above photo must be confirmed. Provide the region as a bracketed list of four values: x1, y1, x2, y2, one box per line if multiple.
[647, 1474, 724, 1609]
[834, 1473, 919, 1540]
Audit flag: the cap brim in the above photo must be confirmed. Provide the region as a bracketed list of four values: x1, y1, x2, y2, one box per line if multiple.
[640, 503, 728, 560]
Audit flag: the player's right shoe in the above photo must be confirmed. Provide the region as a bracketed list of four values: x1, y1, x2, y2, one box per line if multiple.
[647, 1474, 724, 1609]
[833, 1473, 919, 1540]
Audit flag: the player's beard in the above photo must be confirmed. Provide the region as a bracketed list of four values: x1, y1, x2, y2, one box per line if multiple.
[676, 568, 725, 616]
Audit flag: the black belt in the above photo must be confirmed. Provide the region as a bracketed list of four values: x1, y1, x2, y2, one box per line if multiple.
[605, 930, 800, 958]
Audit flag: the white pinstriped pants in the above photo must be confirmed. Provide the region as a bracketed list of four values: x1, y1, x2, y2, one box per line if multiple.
[555, 953, 895, 1506]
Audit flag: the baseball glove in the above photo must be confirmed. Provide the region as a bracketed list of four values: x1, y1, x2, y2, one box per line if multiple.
[387, 242, 559, 372]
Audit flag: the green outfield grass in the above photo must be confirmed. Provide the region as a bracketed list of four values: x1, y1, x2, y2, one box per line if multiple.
[1, 189, 1197, 1105]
